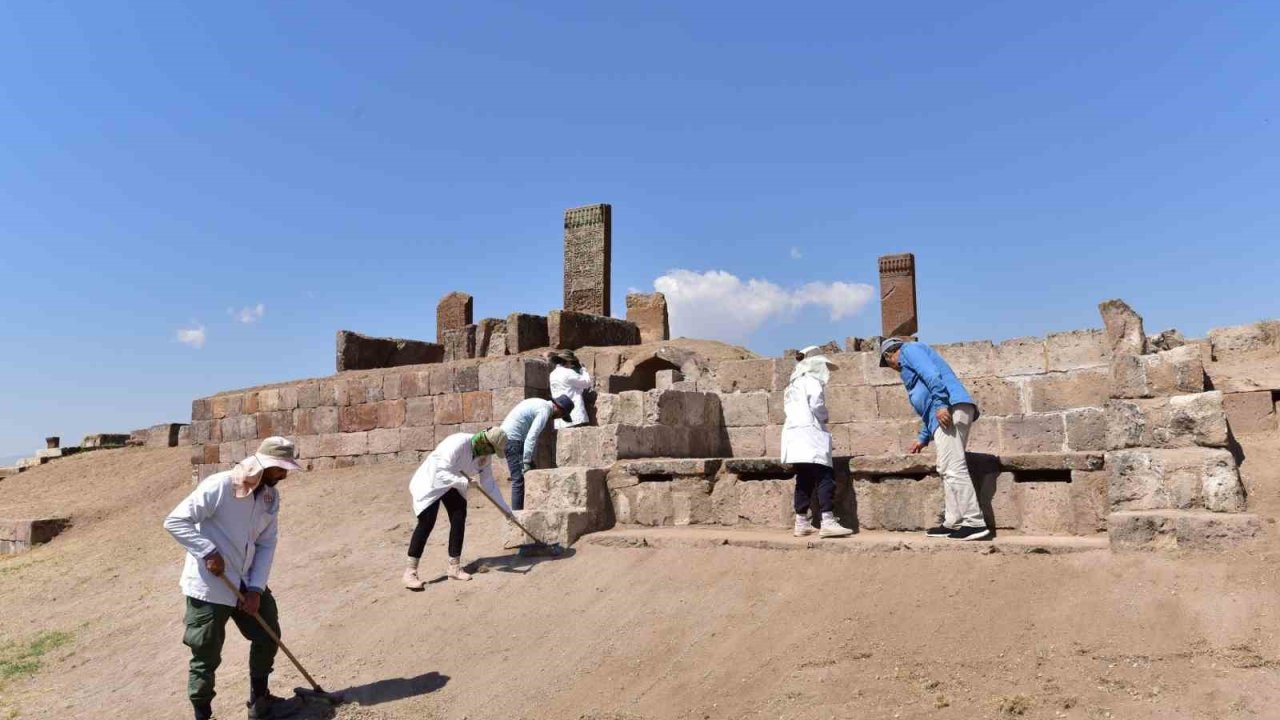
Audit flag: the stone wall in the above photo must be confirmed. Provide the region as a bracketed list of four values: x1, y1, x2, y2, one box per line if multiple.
[189, 356, 553, 480]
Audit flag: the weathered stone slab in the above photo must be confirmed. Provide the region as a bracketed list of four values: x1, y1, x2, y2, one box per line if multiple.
[826, 385, 877, 423]
[715, 359, 775, 393]
[849, 454, 936, 476]
[724, 458, 793, 476]
[1046, 329, 1108, 372]
[1107, 447, 1244, 513]
[1064, 407, 1107, 451]
[998, 452, 1104, 471]
[82, 433, 131, 448]
[878, 253, 917, 337]
[1110, 345, 1205, 399]
[966, 377, 1023, 417]
[442, 326, 477, 362]
[1208, 321, 1280, 360]
[0, 517, 72, 554]
[736, 479, 795, 527]
[998, 413, 1066, 453]
[1148, 329, 1186, 352]
[506, 313, 549, 353]
[671, 477, 716, 525]
[1222, 391, 1277, 435]
[335, 330, 442, 372]
[726, 427, 765, 457]
[932, 341, 995, 379]
[853, 476, 943, 530]
[622, 458, 723, 477]
[626, 292, 669, 343]
[1025, 367, 1110, 412]
[1098, 299, 1146, 356]
[523, 467, 608, 513]
[1108, 510, 1260, 551]
[720, 392, 768, 428]
[1105, 392, 1229, 450]
[436, 291, 473, 344]
[548, 310, 640, 350]
[475, 318, 507, 358]
[993, 337, 1047, 377]
[502, 509, 593, 547]
[563, 203, 612, 316]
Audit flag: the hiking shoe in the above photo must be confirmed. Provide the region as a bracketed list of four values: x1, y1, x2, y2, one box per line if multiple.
[402, 567, 425, 590]
[818, 512, 853, 538]
[447, 557, 472, 581]
[925, 525, 956, 538]
[246, 693, 300, 719]
[794, 514, 816, 537]
[948, 526, 992, 541]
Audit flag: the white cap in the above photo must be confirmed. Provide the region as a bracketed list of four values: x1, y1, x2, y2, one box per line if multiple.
[252, 436, 302, 471]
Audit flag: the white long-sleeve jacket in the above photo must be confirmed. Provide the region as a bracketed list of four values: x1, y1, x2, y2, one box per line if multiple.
[410, 432, 513, 516]
[550, 366, 592, 429]
[164, 472, 279, 607]
[779, 374, 833, 467]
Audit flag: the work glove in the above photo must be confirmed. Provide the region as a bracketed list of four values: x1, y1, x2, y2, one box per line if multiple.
[522, 462, 534, 472]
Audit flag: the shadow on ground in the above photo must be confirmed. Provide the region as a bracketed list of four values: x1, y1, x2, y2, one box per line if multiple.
[295, 671, 450, 718]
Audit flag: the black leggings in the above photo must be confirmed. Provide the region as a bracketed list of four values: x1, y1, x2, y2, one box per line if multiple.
[407, 489, 468, 559]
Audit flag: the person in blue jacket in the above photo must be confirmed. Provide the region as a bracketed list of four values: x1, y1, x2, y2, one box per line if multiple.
[879, 338, 990, 540]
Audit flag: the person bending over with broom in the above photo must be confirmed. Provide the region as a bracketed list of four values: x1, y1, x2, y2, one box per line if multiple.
[402, 426, 512, 590]
[164, 436, 304, 720]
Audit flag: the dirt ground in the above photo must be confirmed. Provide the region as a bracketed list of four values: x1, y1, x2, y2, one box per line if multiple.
[2, 439, 1279, 720]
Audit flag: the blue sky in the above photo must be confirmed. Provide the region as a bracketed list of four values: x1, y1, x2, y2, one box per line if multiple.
[0, 1, 1277, 459]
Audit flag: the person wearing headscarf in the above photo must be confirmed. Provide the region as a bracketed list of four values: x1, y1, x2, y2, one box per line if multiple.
[403, 426, 511, 589]
[164, 436, 304, 720]
[879, 337, 987, 540]
[549, 350, 593, 430]
[780, 354, 854, 538]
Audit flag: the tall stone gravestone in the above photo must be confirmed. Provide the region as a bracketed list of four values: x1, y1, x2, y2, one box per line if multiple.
[563, 203, 611, 316]
[878, 253, 918, 338]
[437, 291, 474, 344]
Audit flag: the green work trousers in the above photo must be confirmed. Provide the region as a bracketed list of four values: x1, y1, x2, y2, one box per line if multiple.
[182, 590, 280, 705]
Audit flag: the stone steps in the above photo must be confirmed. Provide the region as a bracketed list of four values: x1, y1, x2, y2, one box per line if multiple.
[1108, 510, 1261, 550]
[581, 526, 1109, 555]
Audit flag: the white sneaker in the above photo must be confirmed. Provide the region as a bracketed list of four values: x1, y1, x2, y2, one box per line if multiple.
[794, 514, 816, 537]
[819, 512, 854, 538]
[447, 557, 472, 581]
[402, 567, 425, 590]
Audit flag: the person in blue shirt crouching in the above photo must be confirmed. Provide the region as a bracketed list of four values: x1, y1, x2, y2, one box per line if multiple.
[879, 338, 990, 540]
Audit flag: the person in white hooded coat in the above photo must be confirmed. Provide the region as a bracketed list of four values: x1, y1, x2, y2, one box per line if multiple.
[549, 350, 592, 430]
[403, 426, 512, 589]
[780, 355, 854, 538]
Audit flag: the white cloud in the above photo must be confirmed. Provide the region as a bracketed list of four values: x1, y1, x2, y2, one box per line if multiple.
[790, 247, 803, 260]
[232, 303, 266, 324]
[652, 269, 874, 344]
[176, 324, 206, 349]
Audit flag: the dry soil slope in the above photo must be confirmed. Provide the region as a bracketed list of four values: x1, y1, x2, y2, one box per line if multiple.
[2, 444, 1280, 720]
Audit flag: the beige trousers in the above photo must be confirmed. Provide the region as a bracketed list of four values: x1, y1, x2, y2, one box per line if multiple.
[934, 403, 985, 529]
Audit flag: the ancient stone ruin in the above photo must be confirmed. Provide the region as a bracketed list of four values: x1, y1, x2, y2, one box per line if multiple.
[184, 202, 1278, 554]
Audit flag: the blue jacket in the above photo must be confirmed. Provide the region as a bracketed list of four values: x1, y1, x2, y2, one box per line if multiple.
[898, 342, 979, 446]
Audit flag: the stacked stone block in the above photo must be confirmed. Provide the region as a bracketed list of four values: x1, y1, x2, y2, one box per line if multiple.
[1096, 301, 1259, 550]
[502, 467, 609, 548]
[189, 356, 552, 480]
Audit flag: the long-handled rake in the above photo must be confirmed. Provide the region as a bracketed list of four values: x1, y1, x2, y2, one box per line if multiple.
[215, 574, 345, 706]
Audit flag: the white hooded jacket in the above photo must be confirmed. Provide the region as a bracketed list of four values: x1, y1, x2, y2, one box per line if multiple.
[550, 365, 592, 429]
[779, 359, 833, 467]
[409, 432, 512, 516]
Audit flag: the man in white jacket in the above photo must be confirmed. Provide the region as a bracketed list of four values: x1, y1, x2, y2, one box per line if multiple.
[549, 350, 592, 430]
[780, 355, 854, 538]
[403, 426, 513, 590]
[164, 436, 303, 720]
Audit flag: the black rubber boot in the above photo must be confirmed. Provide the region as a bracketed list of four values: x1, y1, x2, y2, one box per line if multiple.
[193, 700, 214, 720]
